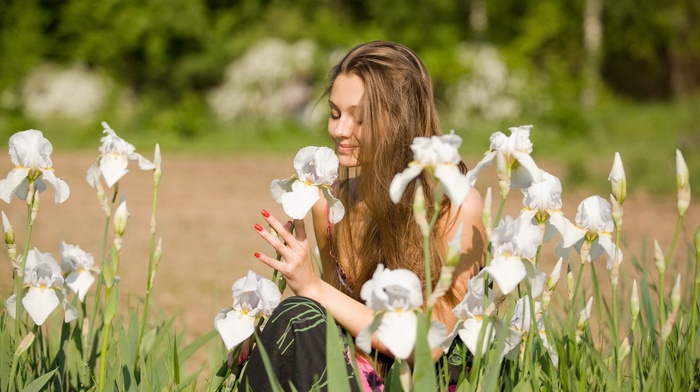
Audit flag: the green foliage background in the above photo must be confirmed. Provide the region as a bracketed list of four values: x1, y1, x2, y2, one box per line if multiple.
[0, 0, 699, 193]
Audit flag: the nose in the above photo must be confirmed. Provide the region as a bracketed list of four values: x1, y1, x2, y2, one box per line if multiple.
[329, 115, 354, 138]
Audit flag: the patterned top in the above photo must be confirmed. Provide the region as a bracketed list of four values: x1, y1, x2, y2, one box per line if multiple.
[326, 206, 355, 295]
[326, 206, 384, 391]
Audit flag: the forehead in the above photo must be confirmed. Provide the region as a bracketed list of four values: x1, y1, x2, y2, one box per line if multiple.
[329, 73, 365, 107]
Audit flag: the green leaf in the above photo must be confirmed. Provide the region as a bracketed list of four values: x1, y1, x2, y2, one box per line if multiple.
[179, 329, 218, 363]
[172, 334, 181, 385]
[21, 368, 57, 392]
[384, 360, 402, 390]
[206, 359, 231, 392]
[104, 285, 120, 324]
[325, 312, 353, 392]
[412, 313, 437, 391]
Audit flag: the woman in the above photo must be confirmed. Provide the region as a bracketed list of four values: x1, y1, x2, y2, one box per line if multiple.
[242, 40, 485, 391]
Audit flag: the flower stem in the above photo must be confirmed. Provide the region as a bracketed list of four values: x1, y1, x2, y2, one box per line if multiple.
[660, 214, 683, 327]
[98, 286, 113, 389]
[612, 226, 621, 386]
[86, 185, 118, 364]
[658, 271, 666, 329]
[666, 213, 684, 267]
[689, 226, 700, 357]
[14, 187, 37, 339]
[424, 198, 441, 304]
[135, 172, 161, 368]
[494, 194, 507, 226]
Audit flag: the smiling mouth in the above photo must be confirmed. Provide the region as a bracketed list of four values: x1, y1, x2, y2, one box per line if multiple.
[337, 144, 357, 152]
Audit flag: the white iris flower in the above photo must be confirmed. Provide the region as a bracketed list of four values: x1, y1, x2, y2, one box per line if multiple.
[86, 122, 155, 189]
[483, 214, 544, 295]
[271, 146, 344, 223]
[0, 130, 70, 204]
[443, 270, 495, 355]
[59, 241, 98, 302]
[390, 132, 472, 206]
[5, 248, 77, 325]
[520, 170, 578, 245]
[560, 195, 622, 268]
[356, 264, 446, 360]
[468, 125, 542, 190]
[214, 271, 281, 351]
[504, 296, 558, 366]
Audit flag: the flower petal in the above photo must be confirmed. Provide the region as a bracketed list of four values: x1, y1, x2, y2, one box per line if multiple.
[483, 255, 527, 295]
[39, 170, 70, 204]
[441, 319, 465, 352]
[528, 268, 547, 299]
[427, 320, 447, 350]
[377, 311, 417, 359]
[0, 168, 31, 203]
[511, 151, 541, 188]
[214, 308, 256, 351]
[596, 234, 622, 269]
[356, 314, 382, 354]
[86, 163, 101, 188]
[434, 164, 471, 205]
[5, 294, 18, 319]
[130, 153, 155, 171]
[279, 181, 320, 220]
[23, 287, 61, 325]
[66, 271, 96, 302]
[549, 212, 585, 248]
[99, 154, 129, 188]
[389, 165, 423, 204]
[458, 317, 494, 355]
[270, 176, 296, 203]
[62, 295, 79, 323]
[8, 130, 53, 168]
[321, 187, 345, 223]
[466, 151, 496, 186]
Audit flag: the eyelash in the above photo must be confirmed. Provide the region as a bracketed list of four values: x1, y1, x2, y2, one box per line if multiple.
[329, 112, 340, 120]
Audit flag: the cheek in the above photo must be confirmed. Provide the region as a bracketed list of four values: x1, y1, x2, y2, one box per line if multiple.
[353, 125, 363, 143]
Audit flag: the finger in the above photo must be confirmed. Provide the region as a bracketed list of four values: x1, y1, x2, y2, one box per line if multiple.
[254, 223, 292, 260]
[254, 251, 286, 272]
[293, 219, 307, 241]
[260, 210, 297, 244]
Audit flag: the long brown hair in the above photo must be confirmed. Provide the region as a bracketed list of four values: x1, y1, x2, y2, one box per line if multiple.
[325, 40, 468, 314]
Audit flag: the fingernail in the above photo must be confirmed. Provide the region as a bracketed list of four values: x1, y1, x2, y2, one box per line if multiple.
[254, 224, 264, 232]
[261, 209, 270, 218]
[254, 252, 261, 258]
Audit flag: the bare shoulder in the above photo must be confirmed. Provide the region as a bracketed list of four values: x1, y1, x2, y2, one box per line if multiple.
[455, 187, 484, 225]
[448, 187, 486, 286]
[446, 187, 485, 247]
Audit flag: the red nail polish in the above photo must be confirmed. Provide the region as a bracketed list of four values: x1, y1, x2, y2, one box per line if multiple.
[254, 252, 261, 258]
[261, 209, 270, 218]
[254, 224, 264, 232]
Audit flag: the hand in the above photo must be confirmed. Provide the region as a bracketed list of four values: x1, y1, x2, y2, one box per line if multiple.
[253, 209, 321, 298]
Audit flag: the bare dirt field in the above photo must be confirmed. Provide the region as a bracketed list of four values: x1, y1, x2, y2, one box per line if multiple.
[1, 151, 698, 371]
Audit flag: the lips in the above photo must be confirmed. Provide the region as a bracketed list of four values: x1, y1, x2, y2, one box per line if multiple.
[337, 143, 357, 154]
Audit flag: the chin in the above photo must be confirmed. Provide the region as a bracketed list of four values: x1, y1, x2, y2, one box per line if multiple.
[338, 156, 360, 168]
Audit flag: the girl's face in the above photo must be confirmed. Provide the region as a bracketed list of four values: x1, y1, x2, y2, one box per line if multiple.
[328, 73, 364, 168]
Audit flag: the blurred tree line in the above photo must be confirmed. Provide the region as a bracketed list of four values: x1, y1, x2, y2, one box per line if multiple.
[2, 0, 699, 101]
[0, 0, 699, 151]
